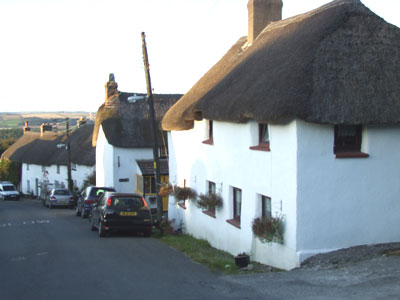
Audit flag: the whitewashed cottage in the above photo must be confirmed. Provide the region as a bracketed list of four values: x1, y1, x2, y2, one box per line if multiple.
[162, 0, 400, 270]
[2, 121, 95, 197]
[92, 75, 181, 212]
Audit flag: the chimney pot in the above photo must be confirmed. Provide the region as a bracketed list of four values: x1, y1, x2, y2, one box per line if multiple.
[248, 0, 283, 44]
[23, 121, 31, 133]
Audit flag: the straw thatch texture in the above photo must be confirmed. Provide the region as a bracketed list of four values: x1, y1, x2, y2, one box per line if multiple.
[162, 0, 400, 131]
[1, 124, 95, 166]
[92, 92, 181, 148]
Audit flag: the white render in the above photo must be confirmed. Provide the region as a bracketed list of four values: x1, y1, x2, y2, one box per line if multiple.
[167, 118, 400, 270]
[95, 124, 154, 193]
[21, 162, 95, 197]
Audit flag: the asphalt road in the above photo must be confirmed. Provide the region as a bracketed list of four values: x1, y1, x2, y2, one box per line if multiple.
[0, 199, 259, 300]
[1, 199, 400, 300]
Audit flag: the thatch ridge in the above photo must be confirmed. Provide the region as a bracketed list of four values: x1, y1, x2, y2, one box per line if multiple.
[162, 0, 400, 130]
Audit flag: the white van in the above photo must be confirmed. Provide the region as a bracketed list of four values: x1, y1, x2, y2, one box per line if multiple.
[0, 181, 20, 200]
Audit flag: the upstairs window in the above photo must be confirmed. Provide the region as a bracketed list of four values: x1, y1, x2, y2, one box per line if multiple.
[250, 123, 270, 151]
[202, 120, 214, 145]
[334, 125, 368, 158]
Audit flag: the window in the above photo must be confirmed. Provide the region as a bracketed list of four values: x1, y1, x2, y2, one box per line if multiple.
[261, 195, 272, 219]
[27, 180, 30, 192]
[250, 123, 270, 151]
[144, 176, 156, 194]
[56, 165, 60, 174]
[160, 147, 168, 159]
[334, 125, 368, 158]
[202, 120, 214, 145]
[42, 166, 46, 172]
[26, 164, 29, 171]
[208, 181, 216, 194]
[118, 156, 120, 168]
[202, 181, 217, 218]
[226, 187, 242, 228]
[71, 163, 77, 171]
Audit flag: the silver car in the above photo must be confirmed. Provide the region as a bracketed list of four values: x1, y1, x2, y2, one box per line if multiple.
[46, 188, 74, 208]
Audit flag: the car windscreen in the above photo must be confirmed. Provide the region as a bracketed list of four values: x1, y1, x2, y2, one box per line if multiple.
[112, 197, 144, 210]
[54, 189, 71, 195]
[90, 188, 115, 198]
[3, 185, 16, 191]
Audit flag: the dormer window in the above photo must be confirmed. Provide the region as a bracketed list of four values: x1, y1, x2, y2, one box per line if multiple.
[334, 125, 369, 158]
[250, 123, 270, 151]
[202, 120, 214, 145]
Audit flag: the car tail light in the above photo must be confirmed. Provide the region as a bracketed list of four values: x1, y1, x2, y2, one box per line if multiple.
[50, 196, 56, 200]
[142, 197, 148, 208]
[106, 197, 112, 207]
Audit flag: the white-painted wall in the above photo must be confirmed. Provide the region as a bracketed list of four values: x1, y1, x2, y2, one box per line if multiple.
[21, 162, 95, 196]
[95, 124, 154, 193]
[168, 118, 400, 270]
[296, 120, 400, 261]
[168, 119, 299, 270]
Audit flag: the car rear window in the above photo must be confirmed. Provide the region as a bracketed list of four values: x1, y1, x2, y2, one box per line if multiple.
[89, 188, 115, 198]
[54, 189, 71, 195]
[112, 197, 144, 209]
[3, 185, 16, 191]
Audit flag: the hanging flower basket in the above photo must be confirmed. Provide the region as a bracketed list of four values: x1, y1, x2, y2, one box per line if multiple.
[172, 185, 197, 203]
[196, 192, 223, 210]
[252, 215, 284, 244]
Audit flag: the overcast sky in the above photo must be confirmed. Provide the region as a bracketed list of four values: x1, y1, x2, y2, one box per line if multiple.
[1, 0, 399, 112]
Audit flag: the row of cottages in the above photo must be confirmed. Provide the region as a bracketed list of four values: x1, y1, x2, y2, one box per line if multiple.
[1, 121, 95, 196]
[162, 0, 400, 270]
[92, 74, 181, 212]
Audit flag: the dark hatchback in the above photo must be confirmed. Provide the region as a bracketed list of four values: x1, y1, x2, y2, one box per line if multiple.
[90, 192, 153, 237]
[76, 186, 116, 218]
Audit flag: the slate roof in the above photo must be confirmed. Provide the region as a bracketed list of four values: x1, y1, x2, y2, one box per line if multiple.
[162, 0, 400, 130]
[136, 159, 169, 176]
[1, 124, 95, 166]
[93, 92, 181, 148]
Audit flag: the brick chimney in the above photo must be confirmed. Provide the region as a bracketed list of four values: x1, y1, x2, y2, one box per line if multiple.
[105, 73, 118, 105]
[40, 123, 52, 136]
[248, 0, 283, 44]
[23, 121, 31, 133]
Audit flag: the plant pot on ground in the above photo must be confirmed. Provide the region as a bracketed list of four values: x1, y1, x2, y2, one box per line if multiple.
[234, 252, 250, 268]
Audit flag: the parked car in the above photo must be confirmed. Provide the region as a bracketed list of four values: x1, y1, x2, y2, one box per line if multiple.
[0, 181, 20, 201]
[45, 188, 74, 208]
[90, 192, 152, 237]
[75, 186, 116, 218]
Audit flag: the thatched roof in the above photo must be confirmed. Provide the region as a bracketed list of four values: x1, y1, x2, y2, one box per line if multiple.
[1, 124, 95, 166]
[93, 92, 181, 148]
[162, 0, 400, 131]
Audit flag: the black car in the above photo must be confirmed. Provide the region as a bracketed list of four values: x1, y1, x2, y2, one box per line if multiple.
[75, 186, 116, 218]
[90, 192, 152, 237]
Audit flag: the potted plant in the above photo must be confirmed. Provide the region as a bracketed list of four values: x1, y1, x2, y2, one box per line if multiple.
[196, 192, 223, 210]
[234, 252, 250, 268]
[252, 215, 284, 244]
[172, 185, 197, 204]
[159, 182, 173, 197]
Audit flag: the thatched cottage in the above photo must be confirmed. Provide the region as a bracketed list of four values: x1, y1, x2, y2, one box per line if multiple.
[1, 122, 95, 197]
[93, 75, 181, 212]
[162, 0, 400, 270]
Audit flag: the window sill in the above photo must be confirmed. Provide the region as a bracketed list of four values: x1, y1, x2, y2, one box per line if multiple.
[202, 210, 216, 218]
[202, 138, 214, 145]
[226, 218, 241, 229]
[335, 152, 369, 159]
[249, 143, 270, 152]
[178, 202, 187, 210]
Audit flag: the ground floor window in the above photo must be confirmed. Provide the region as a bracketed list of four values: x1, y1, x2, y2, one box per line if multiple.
[261, 195, 272, 219]
[226, 186, 242, 228]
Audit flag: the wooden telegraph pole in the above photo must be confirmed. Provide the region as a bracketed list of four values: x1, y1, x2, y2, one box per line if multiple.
[141, 32, 162, 220]
[66, 118, 73, 192]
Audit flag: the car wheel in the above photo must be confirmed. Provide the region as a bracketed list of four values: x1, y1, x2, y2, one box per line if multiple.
[90, 217, 96, 231]
[98, 220, 106, 237]
[75, 205, 81, 216]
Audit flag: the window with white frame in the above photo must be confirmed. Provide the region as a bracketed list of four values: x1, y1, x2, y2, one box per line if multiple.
[226, 186, 242, 228]
[261, 195, 272, 219]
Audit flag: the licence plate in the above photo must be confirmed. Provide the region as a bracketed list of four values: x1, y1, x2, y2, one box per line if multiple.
[120, 211, 137, 216]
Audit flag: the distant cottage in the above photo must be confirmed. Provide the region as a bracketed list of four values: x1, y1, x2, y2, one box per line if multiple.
[93, 74, 181, 212]
[162, 0, 400, 270]
[1, 122, 95, 196]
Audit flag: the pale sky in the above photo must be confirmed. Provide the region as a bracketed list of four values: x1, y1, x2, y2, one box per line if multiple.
[1, 0, 399, 112]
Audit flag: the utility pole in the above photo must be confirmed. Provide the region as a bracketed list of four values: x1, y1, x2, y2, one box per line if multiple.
[141, 32, 162, 221]
[66, 118, 73, 192]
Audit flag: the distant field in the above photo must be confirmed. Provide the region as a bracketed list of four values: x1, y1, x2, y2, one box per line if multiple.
[0, 112, 95, 129]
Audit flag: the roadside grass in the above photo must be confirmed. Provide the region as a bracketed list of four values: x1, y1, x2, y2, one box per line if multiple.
[154, 232, 281, 275]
